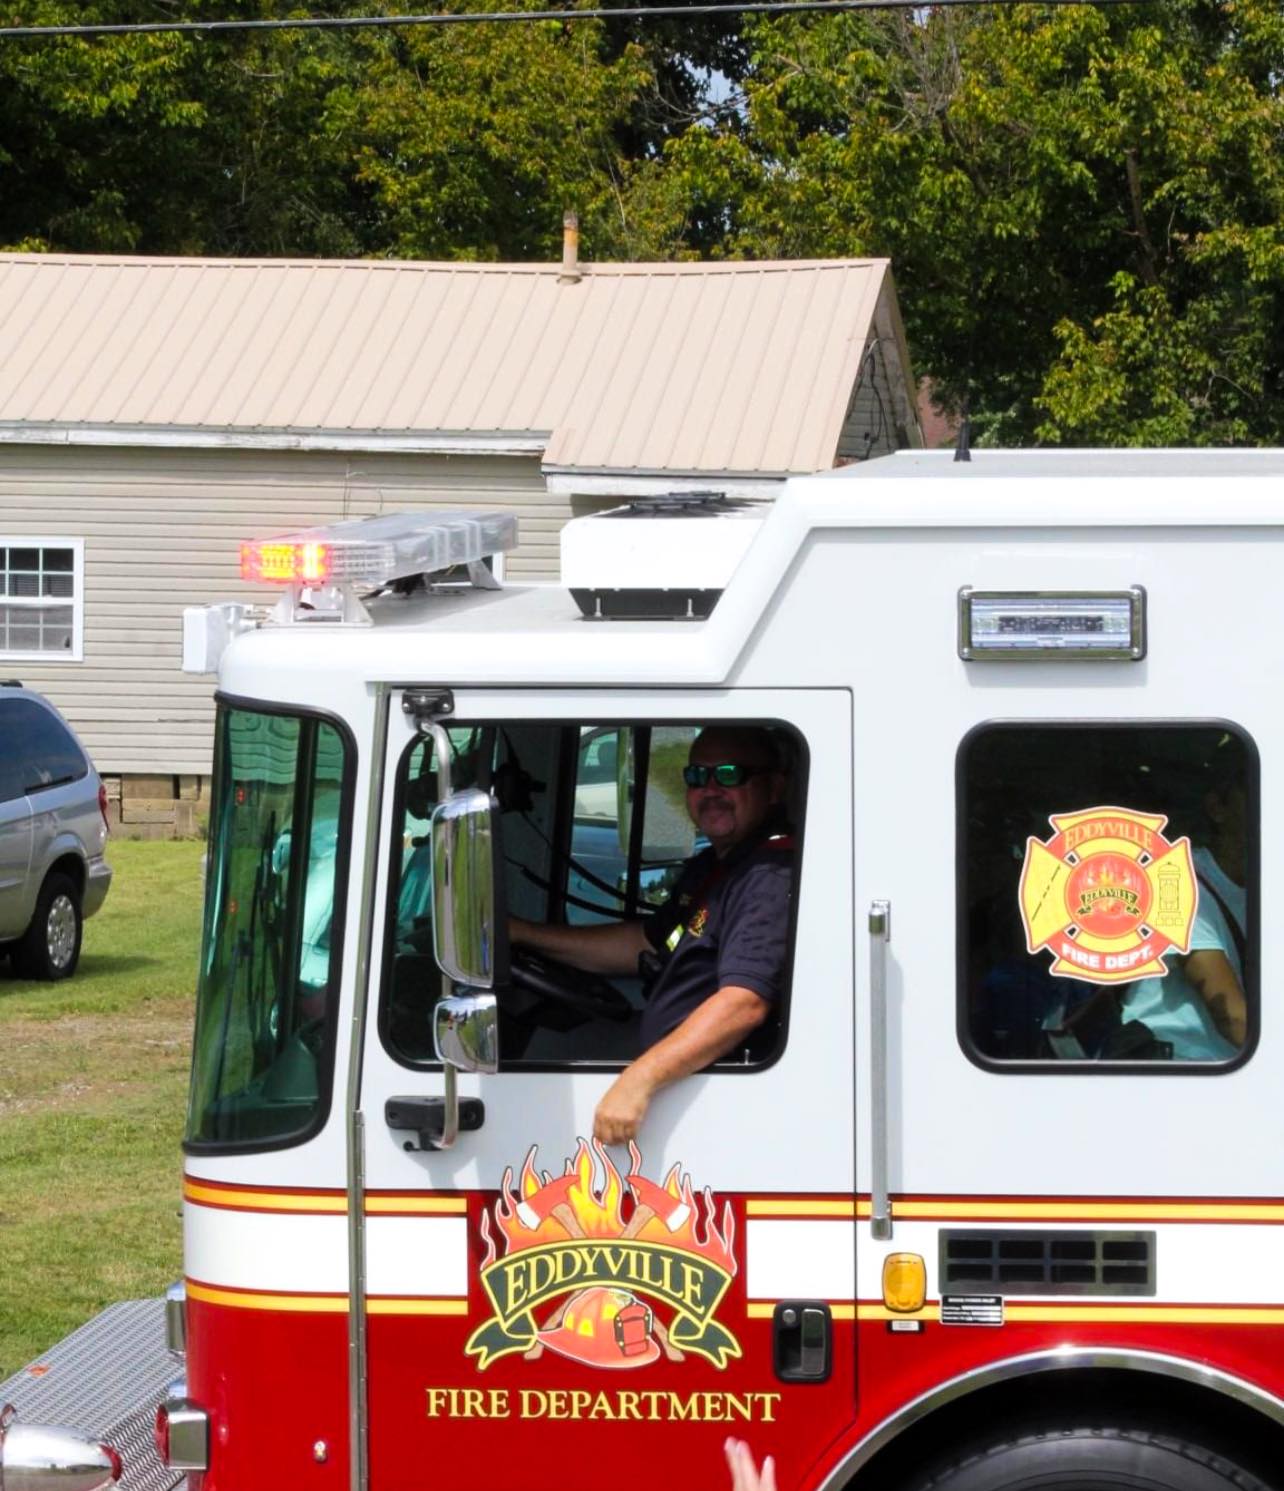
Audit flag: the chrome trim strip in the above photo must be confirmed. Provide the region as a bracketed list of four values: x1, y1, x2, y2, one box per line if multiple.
[819, 1346, 1284, 1490]
[868, 901, 891, 1241]
[346, 684, 390, 1491]
[164, 1279, 186, 1357]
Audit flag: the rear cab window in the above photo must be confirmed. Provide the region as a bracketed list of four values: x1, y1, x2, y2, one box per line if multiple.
[960, 722, 1256, 1070]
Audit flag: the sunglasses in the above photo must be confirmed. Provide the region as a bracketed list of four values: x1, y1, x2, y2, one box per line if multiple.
[682, 762, 771, 789]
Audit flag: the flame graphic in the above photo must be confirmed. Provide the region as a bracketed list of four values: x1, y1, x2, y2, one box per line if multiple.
[479, 1138, 736, 1277]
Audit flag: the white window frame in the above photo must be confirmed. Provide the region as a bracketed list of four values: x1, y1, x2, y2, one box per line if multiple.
[0, 537, 84, 663]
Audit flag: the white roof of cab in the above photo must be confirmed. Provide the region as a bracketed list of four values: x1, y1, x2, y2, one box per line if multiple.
[219, 449, 1284, 700]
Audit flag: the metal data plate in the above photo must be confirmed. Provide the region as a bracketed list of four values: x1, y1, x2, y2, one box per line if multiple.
[959, 587, 1146, 662]
[0, 1298, 183, 1491]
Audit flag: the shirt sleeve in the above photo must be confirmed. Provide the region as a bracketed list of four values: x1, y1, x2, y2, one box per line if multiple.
[715, 858, 794, 1002]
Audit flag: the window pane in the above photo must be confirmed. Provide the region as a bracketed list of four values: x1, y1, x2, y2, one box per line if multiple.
[42, 548, 73, 573]
[186, 708, 350, 1149]
[385, 719, 800, 1072]
[9, 548, 37, 571]
[962, 724, 1253, 1067]
[3, 696, 85, 789]
[9, 624, 39, 649]
[10, 573, 38, 599]
[44, 574, 74, 598]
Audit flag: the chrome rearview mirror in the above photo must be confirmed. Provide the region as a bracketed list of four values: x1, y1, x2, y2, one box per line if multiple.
[429, 786, 508, 990]
[434, 991, 499, 1075]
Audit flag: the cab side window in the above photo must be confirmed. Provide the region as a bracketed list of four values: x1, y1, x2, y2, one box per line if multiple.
[381, 720, 803, 1071]
[961, 723, 1256, 1068]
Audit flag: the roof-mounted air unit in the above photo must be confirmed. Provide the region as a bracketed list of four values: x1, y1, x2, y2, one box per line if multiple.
[561, 492, 767, 620]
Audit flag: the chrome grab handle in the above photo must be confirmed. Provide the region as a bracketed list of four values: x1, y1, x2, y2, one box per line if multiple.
[868, 900, 892, 1240]
[437, 1062, 460, 1151]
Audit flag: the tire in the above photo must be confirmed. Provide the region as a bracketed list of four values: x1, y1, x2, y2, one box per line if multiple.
[907, 1424, 1271, 1491]
[12, 872, 83, 981]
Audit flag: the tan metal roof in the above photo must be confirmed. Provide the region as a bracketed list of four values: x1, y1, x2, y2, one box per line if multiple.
[0, 254, 903, 477]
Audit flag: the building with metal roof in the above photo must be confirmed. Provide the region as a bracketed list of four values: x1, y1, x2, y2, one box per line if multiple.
[0, 250, 918, 805]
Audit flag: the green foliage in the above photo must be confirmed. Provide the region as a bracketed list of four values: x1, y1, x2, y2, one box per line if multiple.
[642, 0, 1284, 444]
[0, 0, 1281, 442]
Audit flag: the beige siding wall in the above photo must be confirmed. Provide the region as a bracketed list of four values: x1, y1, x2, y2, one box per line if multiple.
[0, 443, 555, 775]
[836, 334, 905, 464]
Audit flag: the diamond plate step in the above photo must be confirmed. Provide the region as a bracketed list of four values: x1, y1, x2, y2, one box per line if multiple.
[0, 1298, 183, 1491]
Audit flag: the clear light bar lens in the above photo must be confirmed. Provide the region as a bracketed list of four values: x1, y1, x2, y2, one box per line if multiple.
[962, 590, 1143, 660]
[239, 510, 517, 587]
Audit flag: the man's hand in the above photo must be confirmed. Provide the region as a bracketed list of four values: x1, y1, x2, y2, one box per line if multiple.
[593, 984, 771, 1145]
[593, 1068, 655, 1145]
[725, 1438, 776, 1491]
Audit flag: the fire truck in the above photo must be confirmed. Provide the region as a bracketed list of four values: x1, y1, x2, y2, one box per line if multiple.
[13, 447, 1284, 1491]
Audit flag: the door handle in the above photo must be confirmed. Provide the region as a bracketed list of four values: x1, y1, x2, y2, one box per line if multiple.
[386, 1083, 485, 1151]
[868, 900, 892, 1240]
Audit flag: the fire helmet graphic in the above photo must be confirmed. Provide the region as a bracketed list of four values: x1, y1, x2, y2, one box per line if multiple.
[538, 1287, 661, 1368]
[1019, 805, 1199, 984]
[467, 1138, 741, 1372]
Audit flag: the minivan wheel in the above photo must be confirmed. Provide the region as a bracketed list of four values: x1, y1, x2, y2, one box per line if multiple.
[13, 873, 83, 981]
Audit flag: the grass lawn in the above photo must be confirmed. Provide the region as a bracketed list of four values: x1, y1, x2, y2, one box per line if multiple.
[0, 839, 205, 1378]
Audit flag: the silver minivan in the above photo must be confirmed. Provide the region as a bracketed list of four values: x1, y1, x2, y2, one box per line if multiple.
[0, 683, 112, 979]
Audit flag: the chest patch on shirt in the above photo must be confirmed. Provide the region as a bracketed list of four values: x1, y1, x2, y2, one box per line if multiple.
[1019, 804, 1199, 985]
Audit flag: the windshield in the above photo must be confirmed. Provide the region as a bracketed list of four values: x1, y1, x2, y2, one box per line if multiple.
[186, 703, 350, 1150]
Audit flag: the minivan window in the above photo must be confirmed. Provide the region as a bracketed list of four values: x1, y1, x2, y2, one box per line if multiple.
[0, 696, 86, 794]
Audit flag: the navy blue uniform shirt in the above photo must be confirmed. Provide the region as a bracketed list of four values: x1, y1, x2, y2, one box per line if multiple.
[639, 828, 795, 1050]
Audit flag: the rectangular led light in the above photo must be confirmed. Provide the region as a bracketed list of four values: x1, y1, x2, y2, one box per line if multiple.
[959, 588, 1145, 661]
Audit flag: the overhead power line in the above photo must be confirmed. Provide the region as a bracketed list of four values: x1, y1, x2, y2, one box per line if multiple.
[0, 0, 1153, 40]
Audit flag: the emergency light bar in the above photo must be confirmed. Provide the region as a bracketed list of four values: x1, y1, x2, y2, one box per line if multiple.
[959, 588, 1146, 662]
[240, 510, 517, 588]
[183, 508, 519, 672]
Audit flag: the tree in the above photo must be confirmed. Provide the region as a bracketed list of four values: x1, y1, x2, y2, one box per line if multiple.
[639, 0, 1284, 444]
[0, 0, 662, 260]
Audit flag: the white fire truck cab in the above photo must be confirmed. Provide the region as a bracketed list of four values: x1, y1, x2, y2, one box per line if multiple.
[151, 449, 1284, 1491]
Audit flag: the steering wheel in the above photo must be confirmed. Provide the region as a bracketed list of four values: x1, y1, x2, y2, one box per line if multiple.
[508, 948, 635, 1023]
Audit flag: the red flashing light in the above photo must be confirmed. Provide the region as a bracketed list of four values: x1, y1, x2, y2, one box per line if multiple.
[240, 540, 333, 585]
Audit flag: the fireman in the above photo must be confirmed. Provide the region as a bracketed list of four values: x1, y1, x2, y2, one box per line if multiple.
[509, 725, 794, 1144]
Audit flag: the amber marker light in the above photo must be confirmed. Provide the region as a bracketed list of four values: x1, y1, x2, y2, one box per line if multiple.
[882, 1252, 927, 1313]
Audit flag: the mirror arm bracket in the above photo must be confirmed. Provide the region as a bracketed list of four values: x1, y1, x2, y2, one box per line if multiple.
[402, 689, 455, 727]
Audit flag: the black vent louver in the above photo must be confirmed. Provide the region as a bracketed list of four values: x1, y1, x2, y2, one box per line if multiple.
[941, 1230, 1155, 1296]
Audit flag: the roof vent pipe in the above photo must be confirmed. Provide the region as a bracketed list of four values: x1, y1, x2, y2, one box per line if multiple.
[559, 210, 581, 284]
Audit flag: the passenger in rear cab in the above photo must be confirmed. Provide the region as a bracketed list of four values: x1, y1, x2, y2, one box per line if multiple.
[1119, 772, 1248, 1060]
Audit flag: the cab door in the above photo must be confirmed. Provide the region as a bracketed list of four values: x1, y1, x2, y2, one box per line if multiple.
[360, 688, 854, 1491]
